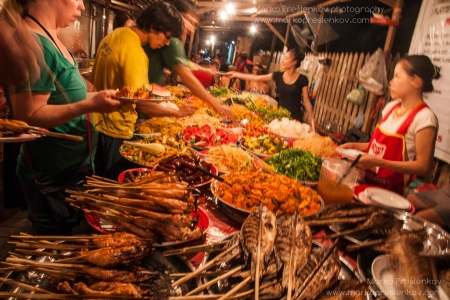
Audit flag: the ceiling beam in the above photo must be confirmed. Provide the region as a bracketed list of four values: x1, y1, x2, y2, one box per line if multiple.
[264, 20, 285, 44]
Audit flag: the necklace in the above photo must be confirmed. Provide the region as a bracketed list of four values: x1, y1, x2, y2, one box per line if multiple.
[26, 14, 63, 55]
[394, 102, 424, 118]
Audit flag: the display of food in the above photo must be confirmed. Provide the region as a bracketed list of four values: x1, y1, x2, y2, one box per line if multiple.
[115, 85, 153, 99]
[180, 113, 222, 129]
[230, 104, 266, 127]
[248, 98, 291, 122]
[212, 171, 322, 216]
[265, 148, 322, 182]
[119, 135, 188, 167]
[154, 153, 218, 186]
[200, 145, 259, 173]
[293, 136, 340, 158]
[241, 134, 288, 156]
[135, 117, 185, 138]
[183, 124, 238, 148]
[268, 117, 313, 140]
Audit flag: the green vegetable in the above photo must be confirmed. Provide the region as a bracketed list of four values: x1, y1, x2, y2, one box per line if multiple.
[210, 87, 230, 97]
[265, 149, 322, 182]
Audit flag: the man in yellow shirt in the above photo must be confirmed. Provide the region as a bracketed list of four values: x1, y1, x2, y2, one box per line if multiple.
[91, 2, 195, 179]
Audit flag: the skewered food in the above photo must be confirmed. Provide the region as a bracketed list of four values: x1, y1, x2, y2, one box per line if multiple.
[0, 118, 29, 133]
[80, 244, 150, 268]
[82, 266, 154, 282]
[58, 281, 150, 297]
[92, 232, 150, 248]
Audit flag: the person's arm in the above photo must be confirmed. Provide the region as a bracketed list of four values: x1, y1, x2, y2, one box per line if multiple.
[357, 126, 437, 175]
[227, 72, 273, 82]
[301, 86, 314, 124]
[340, 142, 369, 152]
[10, 90, 121, 128]
[172, 64, 233, 119]
[233, 79, 241, 92]
[135, 101, 194, 118]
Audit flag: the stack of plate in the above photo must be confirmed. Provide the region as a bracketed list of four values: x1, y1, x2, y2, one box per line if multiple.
[364, 188, 411, 211]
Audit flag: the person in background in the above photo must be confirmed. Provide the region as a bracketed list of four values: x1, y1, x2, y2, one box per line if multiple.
[143, 0, 232, 119]
[91, 2, 196, 180]
[210, 59, 221, 85]
[215, 53, 224, 66]
[228, 48, 313, 123]
[191, 60, 214, 88]
[5, 0, 124, 235]
[340, 55, 439, 195]
[220, 65, 240, 91]
[245, 64, 271, 95]
[113, 11, 135, 29]
[407, 185, 450, 230]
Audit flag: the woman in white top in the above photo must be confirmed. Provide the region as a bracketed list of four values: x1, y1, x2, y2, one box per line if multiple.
[341, 55, 439, 195]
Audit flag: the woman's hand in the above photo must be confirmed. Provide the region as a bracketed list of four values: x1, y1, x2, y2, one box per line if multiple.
[176, 102, 196, 118]
[356, 154, 383, 170]
[340, 142, 368, 152]
[225, 71, 238, 79]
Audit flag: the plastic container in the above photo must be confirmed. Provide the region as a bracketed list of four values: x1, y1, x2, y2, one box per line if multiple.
[317, 158, 358, 205]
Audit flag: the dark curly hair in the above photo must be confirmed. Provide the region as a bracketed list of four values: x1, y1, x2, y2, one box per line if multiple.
[401, 55, 441, 93]
[136, 1, 183, 38]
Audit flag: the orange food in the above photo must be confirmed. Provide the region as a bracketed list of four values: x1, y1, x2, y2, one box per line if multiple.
[214, 171, 322, 216]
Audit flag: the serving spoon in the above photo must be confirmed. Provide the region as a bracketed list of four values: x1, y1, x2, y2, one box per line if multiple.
[123, 141, 165, 155]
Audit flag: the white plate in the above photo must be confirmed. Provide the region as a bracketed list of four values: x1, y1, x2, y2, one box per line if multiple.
[365, 187, 411, 211]
[371, 255, 448, 300]
[336, 147, 365, 160]
[0, 133, 39, 143]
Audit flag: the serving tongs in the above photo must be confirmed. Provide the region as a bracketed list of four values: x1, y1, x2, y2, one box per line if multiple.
[28, 126, 83, 141]
[196, 166, 232, 187]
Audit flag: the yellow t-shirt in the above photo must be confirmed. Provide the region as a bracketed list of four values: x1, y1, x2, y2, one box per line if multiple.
[91, 27, 149, 139]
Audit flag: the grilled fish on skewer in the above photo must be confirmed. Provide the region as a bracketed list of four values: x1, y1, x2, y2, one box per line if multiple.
[274, 212, 312, 288]
[73, 281, 149, 297]
[240, 204, 277, 280]
[295, 248, 340, 300]
[318, 206, 377, 219]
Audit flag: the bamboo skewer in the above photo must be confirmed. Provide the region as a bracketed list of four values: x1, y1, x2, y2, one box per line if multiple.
[171, 241, 239, 288]
[255, 204, 263, 300]
[10, 249, 68, 258]
[0, 293, 154, 299]
[10, 235, 98, 241]
[186, 265, 244, 296]
[323, 225, 375, 239]
[217, 276, 252, 300]
[6, 242, 96, 250]
[306, 216, 368, 226]
[0, 277, 52, 293]
[286, 213, 297, 300]
[163, 242, 227, 256]
[346, 238, 386, 252]
[6, 257, 90, 269]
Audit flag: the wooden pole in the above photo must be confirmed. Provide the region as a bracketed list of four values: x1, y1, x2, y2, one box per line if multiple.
[195, 29, 200, 57]
[284, 22, 291, 50]
[187, 30, 195, 60]
[103, 0, 110, 38]
[268, 33, 277, 67]
[264, 21, 285, 44]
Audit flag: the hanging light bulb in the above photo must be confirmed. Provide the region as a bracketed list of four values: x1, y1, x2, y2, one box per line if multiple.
[220, 11, 227, 19]
[250, 25, 256, 33]
[226, 3, 235, 15]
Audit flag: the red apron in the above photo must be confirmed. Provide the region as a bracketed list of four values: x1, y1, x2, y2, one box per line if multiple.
[365, 103, 427, 195]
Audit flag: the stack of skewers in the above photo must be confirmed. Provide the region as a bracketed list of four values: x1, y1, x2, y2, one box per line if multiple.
[168, 204, 371, 300]
[0, 233, 157, 298]
[66, 173, 204, 243]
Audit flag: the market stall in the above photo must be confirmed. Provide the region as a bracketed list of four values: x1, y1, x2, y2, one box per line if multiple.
[1, 84, 450, 299]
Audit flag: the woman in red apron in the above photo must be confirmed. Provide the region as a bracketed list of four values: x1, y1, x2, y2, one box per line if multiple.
[341, 55, 440, 195]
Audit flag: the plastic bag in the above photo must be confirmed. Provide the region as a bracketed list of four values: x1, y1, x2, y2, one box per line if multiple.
[353, 113, 365, 129]
[347, 87, 366, 105]
[359, 48, 387, 95]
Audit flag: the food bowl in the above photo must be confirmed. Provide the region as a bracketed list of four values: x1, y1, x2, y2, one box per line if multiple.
[118, 168, 152, 183]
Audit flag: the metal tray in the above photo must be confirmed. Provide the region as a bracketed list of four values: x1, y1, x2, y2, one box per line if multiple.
[323, 203, 450, 257]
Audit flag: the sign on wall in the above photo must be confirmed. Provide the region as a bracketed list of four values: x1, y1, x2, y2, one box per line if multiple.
[409, 0, 450, 163]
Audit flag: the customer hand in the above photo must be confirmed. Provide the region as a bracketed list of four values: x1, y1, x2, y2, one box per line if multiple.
[176, 102, 196, 117]
[218, 105, 234, 120]
[225, 71, 238, 79]
[90, 90, 123, 112]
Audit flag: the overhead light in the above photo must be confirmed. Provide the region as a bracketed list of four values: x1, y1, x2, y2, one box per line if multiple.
[226, 3, 235, 15]
[231, 40, 235, 44]
[210, 35, 215, 42]
[250, 25, 256, 33]
[220, 11, 227, 19]
[103, 15, 106, 19]
[206, 40, 210, 45]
